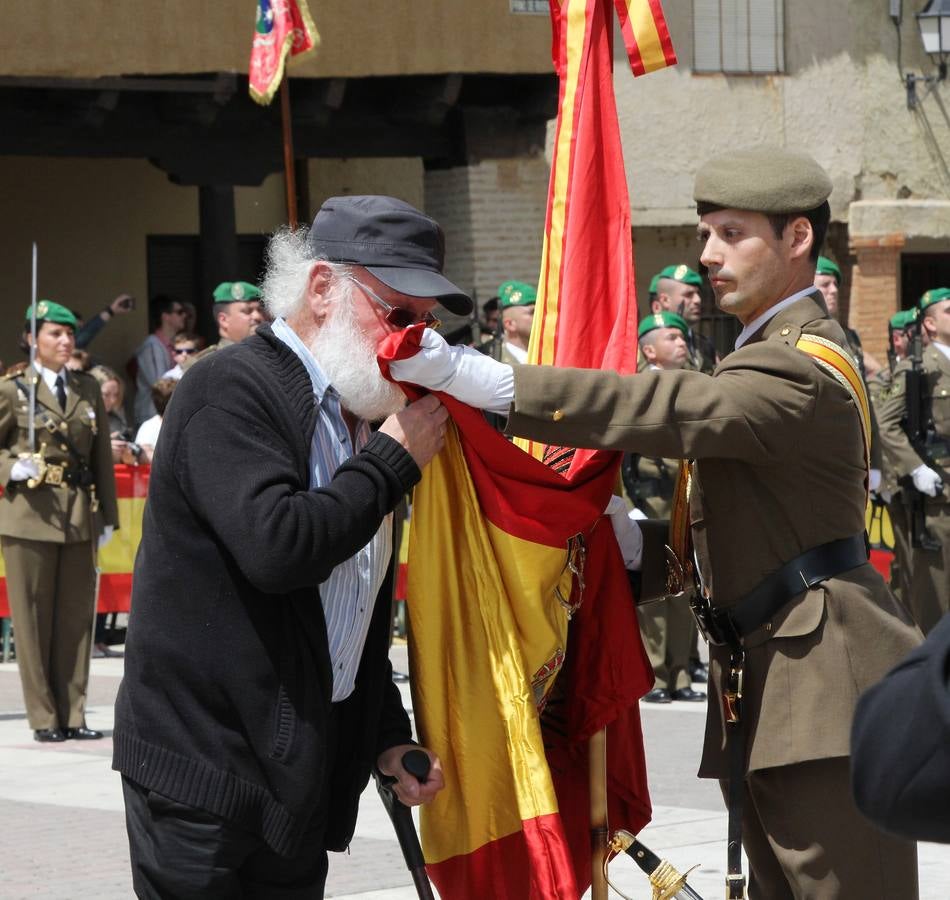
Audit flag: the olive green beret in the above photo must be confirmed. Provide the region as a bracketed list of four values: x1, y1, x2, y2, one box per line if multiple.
[654, 264, 703, 289]
[919, 287, 950, 312]
[889, 309, 917, 331]
[25, 300, 77, 329]
[213, 281, 261, 304]
[638, 311, 688, 339]
[815, 256, 841, 285]
[694, 147, 833, 214]
[498, 280, 537, 310]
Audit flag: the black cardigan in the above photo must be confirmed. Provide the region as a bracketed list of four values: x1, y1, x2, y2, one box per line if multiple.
[113, 325, 419, 857]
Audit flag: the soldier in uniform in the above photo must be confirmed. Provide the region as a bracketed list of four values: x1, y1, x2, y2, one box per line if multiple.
[624, 311, 705, 703]
[483, 280, 535, 366]
[650, 264, 718, 374]
[184, 281, 260, 369]
[877, 288, 950, 634]
[0, 302, 118, 742]
[869, 309, 917, 605]
[390, 146, 922, 899]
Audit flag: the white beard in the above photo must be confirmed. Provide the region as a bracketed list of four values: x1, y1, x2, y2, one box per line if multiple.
[310, 294, 406, 422]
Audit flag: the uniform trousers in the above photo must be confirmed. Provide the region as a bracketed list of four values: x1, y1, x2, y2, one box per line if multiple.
[1, 535, 96, 730]
[637, 593, 694, 691]
[907, 502, 950, 634]
[885, 496, 913, 612]
[722, 756, 918, 900]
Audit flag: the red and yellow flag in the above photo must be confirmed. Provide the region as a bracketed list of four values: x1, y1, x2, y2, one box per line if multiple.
[0, 464, 149, 617]
[248, 0, 319, 105]
[380, 0, 675, 895]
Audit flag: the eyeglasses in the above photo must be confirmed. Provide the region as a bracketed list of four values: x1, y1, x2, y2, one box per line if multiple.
[173, 346, 198, 355]
[171, 308, 187, 316]
[343, 275, 441, 330]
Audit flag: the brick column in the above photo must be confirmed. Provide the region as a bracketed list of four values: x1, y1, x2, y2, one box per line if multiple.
[425, 154, 549, 324]
[848, 233, 905, 365]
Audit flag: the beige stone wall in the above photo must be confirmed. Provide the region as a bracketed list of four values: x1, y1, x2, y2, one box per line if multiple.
[0, 156, 426, 378]
[615, 0, 950, 225]
[426, 155, 551, 326]
[0, 1, 551, 79]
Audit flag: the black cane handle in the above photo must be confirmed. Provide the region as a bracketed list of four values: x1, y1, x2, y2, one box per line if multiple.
[402, 748, 432, 782]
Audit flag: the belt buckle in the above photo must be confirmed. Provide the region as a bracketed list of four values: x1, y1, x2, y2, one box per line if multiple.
[725, 873, 747, 898]
[45, 464, 64, 486]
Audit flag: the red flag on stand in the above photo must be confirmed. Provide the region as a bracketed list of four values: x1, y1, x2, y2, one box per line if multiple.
[248, 0, 319, 105]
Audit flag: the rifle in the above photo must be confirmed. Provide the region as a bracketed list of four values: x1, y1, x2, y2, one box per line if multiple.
[900, 315, 942, 551]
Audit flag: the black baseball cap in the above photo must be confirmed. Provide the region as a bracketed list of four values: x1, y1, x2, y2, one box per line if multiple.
[307, 195, 473, 315]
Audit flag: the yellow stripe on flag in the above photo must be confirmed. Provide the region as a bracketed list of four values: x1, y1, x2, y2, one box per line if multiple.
[408, 424, 571, 863]
[619, 0, 667, 72]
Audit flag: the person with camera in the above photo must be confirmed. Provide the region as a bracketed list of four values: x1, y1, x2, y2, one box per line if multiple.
[74, 292, 135, 350]
[0, 301, 119, 740]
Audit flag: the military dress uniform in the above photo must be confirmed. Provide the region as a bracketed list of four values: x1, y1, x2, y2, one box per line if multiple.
[0, 307, 118, 736]
[877, 294, 950, 634]
[867, 309, 917, 608]
[501, 149, 923, 899]
[625, 312, 702, 700]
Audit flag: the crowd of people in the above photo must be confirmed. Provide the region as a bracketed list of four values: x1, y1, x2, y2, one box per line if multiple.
[0, 148, 947, 899]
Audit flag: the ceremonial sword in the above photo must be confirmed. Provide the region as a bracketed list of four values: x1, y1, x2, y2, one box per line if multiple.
[607, 830, 706, 900]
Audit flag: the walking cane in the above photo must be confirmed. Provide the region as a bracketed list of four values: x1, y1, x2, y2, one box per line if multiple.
[375, 749, 436, 900]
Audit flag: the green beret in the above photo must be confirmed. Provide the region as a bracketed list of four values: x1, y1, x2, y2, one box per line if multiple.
[638, 311, 688, 339]
[815, 256, 841, 285]
[25, 300, 77, 329]
[889, 309, 917, 331]
[920, 287, 950, 312]
[213, 281, 261, 304]
[498, 280, 537, 310]
[654, 264, 702, 288]
[647, 274, 660, 295]
[694, 147, 833, 214]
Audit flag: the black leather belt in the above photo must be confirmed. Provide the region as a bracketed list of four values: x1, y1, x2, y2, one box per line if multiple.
[692, 532, 870, 649]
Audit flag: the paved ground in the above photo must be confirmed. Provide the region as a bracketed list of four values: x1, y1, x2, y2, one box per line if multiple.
[0, 643, 947, 898]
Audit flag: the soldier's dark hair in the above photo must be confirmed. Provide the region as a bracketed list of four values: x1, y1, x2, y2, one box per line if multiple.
[766, 202, 830, 262]
[696, 201, 830, 262]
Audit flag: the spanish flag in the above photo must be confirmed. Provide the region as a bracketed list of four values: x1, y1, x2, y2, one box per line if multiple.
[382, 1, 675, 895]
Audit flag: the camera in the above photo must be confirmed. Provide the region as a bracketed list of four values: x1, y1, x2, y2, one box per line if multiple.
[127, 441, 143, 459]
[119, 295, 135, 311]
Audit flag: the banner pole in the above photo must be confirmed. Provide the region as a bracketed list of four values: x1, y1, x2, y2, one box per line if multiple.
[280, 78, 299, 228]
[589, 727, 609, 899]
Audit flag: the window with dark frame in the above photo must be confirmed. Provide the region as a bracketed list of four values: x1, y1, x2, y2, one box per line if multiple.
[693, 0, 785, 74]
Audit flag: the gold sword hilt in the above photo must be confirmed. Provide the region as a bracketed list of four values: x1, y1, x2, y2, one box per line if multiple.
[19, 443, 48, 489]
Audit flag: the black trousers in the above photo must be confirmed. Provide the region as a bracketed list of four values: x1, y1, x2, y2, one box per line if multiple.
[122, 710, 340, 899]
[122, 778, 329, 900]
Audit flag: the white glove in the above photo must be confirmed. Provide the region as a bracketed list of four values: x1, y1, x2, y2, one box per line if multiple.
[98, 525, 114, 550]
[868, 468, 882, 493]
[605, 495, 643, 571]
[10, 458, 39, 482]
[388, 328, 515, 414]
[911, 464, 944, 498]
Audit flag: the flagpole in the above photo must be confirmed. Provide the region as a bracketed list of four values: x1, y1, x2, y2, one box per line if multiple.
[589, 727, 609, 899]
[280, 78, 299, 228]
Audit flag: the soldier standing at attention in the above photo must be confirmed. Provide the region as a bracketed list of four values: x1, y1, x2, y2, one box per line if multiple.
[390, 147, 923, 899]
[185, 281, 260, 369]
[487, 280, 536, 366]
[625, 311, 705, 704]
[877, 288, 950, 634]
[650, 264, 718, 373]
[869, 309, 917, 607]
[0, 302, 118, 742]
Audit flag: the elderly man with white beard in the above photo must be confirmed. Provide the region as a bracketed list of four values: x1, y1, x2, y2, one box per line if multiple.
[112, 196, 468, 899]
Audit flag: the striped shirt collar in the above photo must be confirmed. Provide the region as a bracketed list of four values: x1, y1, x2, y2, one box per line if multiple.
[270, 316, 333, 404]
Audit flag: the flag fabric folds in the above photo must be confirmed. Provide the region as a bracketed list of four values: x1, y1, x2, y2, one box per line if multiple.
[248, 0, 319, 105]
[381, 0, 676, 895]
